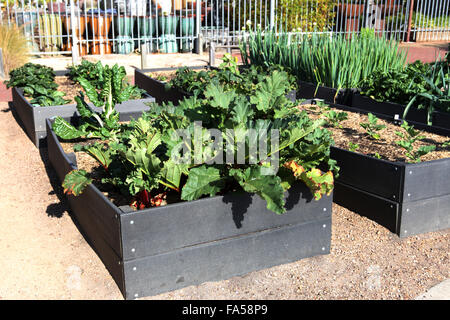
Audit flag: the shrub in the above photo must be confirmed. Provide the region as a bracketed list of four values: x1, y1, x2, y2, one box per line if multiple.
[0, 24, 29, 75]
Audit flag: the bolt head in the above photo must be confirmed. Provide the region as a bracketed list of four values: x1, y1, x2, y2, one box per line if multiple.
[130, 220, 134, 225]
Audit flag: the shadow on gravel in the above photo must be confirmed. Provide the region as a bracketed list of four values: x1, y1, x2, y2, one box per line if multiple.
[39, 147, 70, 218]
[3, 102, 34, 144]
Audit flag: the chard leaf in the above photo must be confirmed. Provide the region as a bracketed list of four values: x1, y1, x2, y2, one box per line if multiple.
[52, 117, 86, 140]
[229, 166, 285, 214]
[62, 170, 92, 196]
[181, 166, 225, 200]
[78, 76, 102, 107]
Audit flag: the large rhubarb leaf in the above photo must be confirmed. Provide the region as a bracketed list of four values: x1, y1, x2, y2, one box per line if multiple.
[62, 170, 92, 196]
[250, 71, 289, 113]
[181, 166, 225, 200]
[204, 83, 236, 109]
[229, 166, 285, 214]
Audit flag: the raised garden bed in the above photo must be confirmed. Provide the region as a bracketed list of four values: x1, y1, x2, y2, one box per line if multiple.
[12, 86, 155, 148]
[134, 67, 297, 105]
[351, 93, 450, 133]
[301, 101, 450, 237]
[46, 116, 332, 300]
[297, 80, 352, 105]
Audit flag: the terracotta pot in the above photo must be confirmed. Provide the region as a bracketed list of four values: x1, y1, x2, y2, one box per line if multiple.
[61, 16, 87, 50]
[88, 15, 112, 37]
[89, 41, 113, 55]
[338, 4, 365, 18]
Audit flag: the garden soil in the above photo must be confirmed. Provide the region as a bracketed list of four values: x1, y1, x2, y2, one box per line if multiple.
[0, 100, 448, 300]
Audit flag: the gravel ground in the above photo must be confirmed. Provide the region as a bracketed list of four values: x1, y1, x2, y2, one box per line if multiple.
[0, 100, 448, 300]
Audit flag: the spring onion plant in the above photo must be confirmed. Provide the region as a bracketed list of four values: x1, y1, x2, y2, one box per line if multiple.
[240, 28, 407, 89]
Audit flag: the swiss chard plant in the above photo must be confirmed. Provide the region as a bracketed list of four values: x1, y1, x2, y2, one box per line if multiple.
[60, 69, 338, 214]
[68, 60, 145, 99]
[5, 62, 70, 106]
[52, 64, 138, 140]
[394, 121, 436, 163]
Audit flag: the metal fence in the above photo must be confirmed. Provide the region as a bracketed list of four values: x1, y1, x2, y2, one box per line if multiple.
[0, 0, 448, 56]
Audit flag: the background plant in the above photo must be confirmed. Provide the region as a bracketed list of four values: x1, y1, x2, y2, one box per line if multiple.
[240, 28, 407, 89]
[0, 24, 29, 76]
[5, 62, 69, 106]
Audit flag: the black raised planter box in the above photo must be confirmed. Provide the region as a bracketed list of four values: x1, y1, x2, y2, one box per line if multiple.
[12, 87, 155, 148]
[297, 80, 352, 105]
[135, 67, 297, 106]
[351, 94, 450, 132]
[331, 146, 450, 237]
[46, 117, 332, 299]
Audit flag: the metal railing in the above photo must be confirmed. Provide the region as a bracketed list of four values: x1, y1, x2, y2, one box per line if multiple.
[0, 0, 448, 56]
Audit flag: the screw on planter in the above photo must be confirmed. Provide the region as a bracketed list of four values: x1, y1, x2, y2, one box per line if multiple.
[321, 247, 326, 251]
[407, 193, 411, 197]
[134, 293, 139, 298]
[393, 195, 396, 199]
[130, 220, 134, 225]
[131, 248, 136, 253]
[322, 224, 326, 228]
[132, 267, 137, 271]
[409, 171, 413, 175]
[323, 208, 327, 212]
[406, 208, 410, 212]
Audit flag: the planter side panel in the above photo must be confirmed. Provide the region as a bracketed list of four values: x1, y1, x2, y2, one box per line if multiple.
[120, 185, 332, 260]
[12, 87, 38, 146]
[46, 119, 123, 257]
[134, 69, 188, 105]
[331, 147, 402, 201]
[334, 182, 399, 234]
[399, 193, 450, 237]
[123, 217, 331, 299]
[403, 159, 450, 202]
[46, 120, 126, 294]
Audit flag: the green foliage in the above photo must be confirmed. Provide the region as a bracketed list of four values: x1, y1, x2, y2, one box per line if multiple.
[348, 142, 359, 152]
[239, 0, 335, 33]
[360, 113, 386, 140]
[360, 54, 449, 125]
[5, 62, 70, 106]
[324, 110, 348, 128]
[68, 60, 145, 99]
[52, 64, 137, 140]
[167, 57, 296, 98]
[240, 28, 407, 89]
[62, 68, 337, 214]
[404, 56, 450, 125]
[394, 121, 436, 163]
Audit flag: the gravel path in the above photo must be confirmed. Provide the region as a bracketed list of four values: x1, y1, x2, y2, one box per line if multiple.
[0, 101, 448, 300]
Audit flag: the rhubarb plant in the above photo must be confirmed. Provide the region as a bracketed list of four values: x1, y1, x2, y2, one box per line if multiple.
[61, 69, 337, 214]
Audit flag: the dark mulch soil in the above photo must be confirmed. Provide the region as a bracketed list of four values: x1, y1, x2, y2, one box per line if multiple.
[299, 103, 450, 163]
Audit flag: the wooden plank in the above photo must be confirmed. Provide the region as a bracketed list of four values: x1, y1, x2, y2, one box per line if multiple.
[120, 184, 332, 260]
[122, 217, 331, 299]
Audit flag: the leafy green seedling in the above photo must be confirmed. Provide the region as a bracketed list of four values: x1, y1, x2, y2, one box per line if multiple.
[324, 110, 348, 128]
[360, 113, 386, 140]
[348, 142, 359, 152]
[374, 152, 382, 159]
[394, 121, 436, 163]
